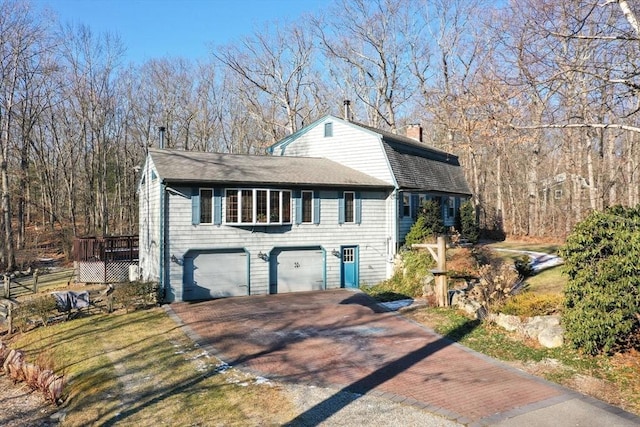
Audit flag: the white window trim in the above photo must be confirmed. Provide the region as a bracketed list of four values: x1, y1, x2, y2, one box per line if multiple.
[225, 188, 292, 225]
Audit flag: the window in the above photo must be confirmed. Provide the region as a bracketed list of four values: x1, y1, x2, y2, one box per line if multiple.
[403, 193, 410, 217]
[269, 191, 280, 222]
[339, 191, 361, 224]
[302, 190, 313, 223]
[344, 191, 355, 223]
[282, 191, 291, 222]
[225, 189, 292, 225]
[225, 190, 238, 222]
[342, 247, 354, 263]
[200, 189, 213, 224]
[554, 189, 563, 199]
[324, 122, 333, 137]
[446, 196, 455, 218]
[256, 190, 267, 223]
[241, 190, 253, 223]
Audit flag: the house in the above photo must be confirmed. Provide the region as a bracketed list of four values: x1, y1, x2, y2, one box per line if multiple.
[138, 114, 471, 302]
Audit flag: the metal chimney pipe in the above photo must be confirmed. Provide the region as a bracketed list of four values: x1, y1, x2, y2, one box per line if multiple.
[343, 100, 351, 121]
[158, 126, 166, 149]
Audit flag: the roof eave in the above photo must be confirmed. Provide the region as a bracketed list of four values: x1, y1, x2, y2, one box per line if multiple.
[162, 178, 392, 189]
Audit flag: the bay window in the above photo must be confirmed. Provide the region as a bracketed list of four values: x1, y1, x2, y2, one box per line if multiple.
[225, 189, 292, 225]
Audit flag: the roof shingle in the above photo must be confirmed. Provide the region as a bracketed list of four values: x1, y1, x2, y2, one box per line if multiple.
[148, 148, 391, 188]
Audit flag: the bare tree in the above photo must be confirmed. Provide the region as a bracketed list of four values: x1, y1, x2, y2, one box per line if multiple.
[214, 21, 322, 141]
[314, 0, 418, 131]
[0, 0, 53, 269]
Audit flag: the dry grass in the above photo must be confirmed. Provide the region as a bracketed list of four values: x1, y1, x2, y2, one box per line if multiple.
[9, 308, 295, 426]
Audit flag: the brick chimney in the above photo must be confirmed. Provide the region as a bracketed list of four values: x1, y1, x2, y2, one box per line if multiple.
[407, 124, 423, 143]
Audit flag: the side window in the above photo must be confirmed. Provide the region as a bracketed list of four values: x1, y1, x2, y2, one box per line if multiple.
[403, 193, 410, 217]
[302, 190, 313, 223]
[447, 196, 455, 218]
[339, 191, 361, 224]
[324, 122, 333, 137]
[200, 189, 213, 224]
[344, 191, 355, 223]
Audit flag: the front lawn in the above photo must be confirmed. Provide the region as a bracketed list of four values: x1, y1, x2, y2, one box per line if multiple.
[7, 308, 295, 426]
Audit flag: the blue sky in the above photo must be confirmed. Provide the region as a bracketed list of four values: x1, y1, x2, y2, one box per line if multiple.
[36, 0, 326, 63]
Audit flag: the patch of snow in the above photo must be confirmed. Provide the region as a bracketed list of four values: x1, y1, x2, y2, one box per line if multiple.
[493, 249, 564, 273]
[379, 299, 414, 311]
[255, 376, 271, 385]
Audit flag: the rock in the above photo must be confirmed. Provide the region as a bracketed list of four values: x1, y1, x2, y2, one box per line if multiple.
[421, 274, 435, 296]
[494, 313, 522, 332]
[538, 324, 564, 348]
[523, 315, 561, 339]
[50, 410, 67, 421]
[450, 290, 486, 319]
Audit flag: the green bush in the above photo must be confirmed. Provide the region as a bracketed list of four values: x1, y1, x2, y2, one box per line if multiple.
[560, 205, 640, 354]
[459, 200, 479, 243]
[362, 250, 435, 301]
[404, 200, 445, 246]
[514, 255, 534, 278]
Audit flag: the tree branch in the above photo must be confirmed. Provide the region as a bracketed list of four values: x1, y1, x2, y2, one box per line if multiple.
[512, 122, 640, 134]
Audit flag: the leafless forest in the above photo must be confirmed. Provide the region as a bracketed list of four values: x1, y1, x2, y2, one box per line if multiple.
[1, 0, 639, 269]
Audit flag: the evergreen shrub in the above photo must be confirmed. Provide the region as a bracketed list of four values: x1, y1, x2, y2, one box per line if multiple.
[560, 205, 640, 354]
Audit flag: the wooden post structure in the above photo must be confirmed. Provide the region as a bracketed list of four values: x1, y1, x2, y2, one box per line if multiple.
[413, 236, 449, 307]
[3, 274, 9, 298]
[7, 303, 12, 335]
[33, 269, 39, 293]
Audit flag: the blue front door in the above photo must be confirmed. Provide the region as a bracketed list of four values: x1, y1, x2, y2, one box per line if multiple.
[341, 246, 358, 288]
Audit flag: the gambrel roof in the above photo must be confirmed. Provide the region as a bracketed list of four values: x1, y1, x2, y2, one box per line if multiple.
[269, 115, 472, 196]
[148, 148, 392, 188]
[355, 122, 471, 195]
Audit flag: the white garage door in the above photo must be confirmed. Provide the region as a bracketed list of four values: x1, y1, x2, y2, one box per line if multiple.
[183, 249, 248, 300]
[270, 247, 324, 293]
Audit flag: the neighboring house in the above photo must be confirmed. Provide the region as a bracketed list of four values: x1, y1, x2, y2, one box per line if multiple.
[138, 114, 471, 302]
[540, 172, 590, 205]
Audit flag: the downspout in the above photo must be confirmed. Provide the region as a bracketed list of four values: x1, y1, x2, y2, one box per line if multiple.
[393, 189, 400, 253]
[159, 180, 166, 302]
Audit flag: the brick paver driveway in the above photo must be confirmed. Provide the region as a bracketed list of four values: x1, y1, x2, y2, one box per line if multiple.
[169, 290, 563, 424]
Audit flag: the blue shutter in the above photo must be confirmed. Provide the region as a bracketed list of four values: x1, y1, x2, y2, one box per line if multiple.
[313, 191, 320, 224]
[213, 188, 222, 225]
[294, 190, 302, 225]
[397, 191, 403, 218]
[355, 192, 362, 224]
[338, 192, 345, 224]
[191, 188, 200, 225]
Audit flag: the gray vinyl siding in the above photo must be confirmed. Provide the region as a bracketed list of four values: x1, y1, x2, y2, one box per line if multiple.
[163, 186, 391, 301]
[278, 118, 396, 186]
[138, 157, 162, 283]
